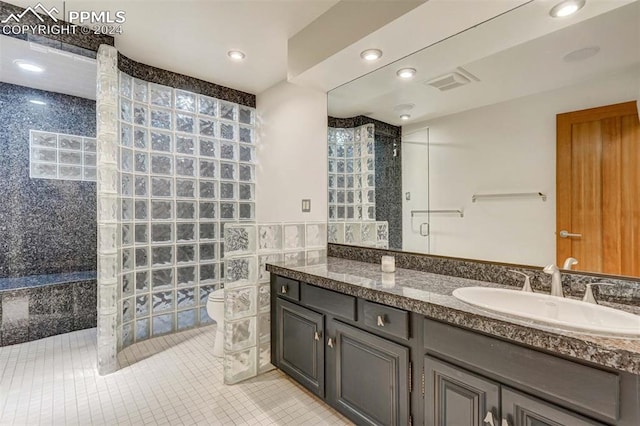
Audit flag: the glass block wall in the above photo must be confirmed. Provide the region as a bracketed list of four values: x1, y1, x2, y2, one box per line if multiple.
[223, 222, 327, 384]
[115, 70, 257, 351]
[328, 124, 376, 221]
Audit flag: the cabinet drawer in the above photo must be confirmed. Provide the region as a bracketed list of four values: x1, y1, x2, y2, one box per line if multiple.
[302, 284, 356, 321]
[362, 300, 409, 340]
[275, 277, 300, 301]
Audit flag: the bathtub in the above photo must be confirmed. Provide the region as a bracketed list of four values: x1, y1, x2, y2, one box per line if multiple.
[0, 271, 97, 346]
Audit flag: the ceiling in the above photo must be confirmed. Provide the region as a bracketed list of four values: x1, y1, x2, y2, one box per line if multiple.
[4, 0, 339, 94]
[0, 36, 96, 99]
[327, 0, 640, 125]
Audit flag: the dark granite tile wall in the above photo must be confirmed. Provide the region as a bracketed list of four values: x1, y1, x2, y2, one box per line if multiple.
[328, 116, 402, 249]
[328, 243, 640, 306]
[0, 279, 97, 346]
[118, 53, 256, 108]
[0, 1, 114, 52]
[0, 82, 97, 278]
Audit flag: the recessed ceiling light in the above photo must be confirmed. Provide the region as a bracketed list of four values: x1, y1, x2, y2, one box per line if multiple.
[227, 50, 246, 61]
[396, 68, 416, 79]
[360, 49, 382, 61]
[563, 46, 600, 62]
[400, 114, 411, 120]
[29, 100, 47, 105]
[14, 60, 45, 73]
[549, 0, 585, 18]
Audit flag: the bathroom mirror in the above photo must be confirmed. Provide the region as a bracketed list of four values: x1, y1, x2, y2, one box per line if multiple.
[0, 34, 98, 279]
[327, 0, 640, 278]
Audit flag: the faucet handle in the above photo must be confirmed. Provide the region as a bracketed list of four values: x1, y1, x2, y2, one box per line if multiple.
[509, 270, 533, 292]
[582, 282, 616, 304]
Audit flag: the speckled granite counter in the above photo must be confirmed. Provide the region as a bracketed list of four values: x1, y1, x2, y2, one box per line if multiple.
[266, 257, 640, 375]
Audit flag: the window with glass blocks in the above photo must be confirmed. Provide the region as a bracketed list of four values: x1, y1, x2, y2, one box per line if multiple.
[29, 130, 97, 181]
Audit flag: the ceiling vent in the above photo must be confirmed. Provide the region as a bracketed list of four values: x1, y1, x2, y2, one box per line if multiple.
[425, 67, 479, 91]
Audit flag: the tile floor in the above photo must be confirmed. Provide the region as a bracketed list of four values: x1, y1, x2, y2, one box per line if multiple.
[0, 325, 351, 425]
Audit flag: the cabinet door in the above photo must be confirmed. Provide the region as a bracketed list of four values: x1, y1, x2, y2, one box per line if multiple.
[425, 356, 500, 426]
[328, 320, 410, 426]
[501, 388, 606, 426]
[275, 298, 324, 397]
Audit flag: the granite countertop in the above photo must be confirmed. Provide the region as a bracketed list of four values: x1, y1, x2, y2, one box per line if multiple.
[266, 257, 640, 375]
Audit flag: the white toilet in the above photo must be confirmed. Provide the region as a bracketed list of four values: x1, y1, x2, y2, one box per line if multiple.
[206, 289, 225, 357]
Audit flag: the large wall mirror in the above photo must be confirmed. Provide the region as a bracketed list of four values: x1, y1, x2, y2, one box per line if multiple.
[327, 0, 640, 278]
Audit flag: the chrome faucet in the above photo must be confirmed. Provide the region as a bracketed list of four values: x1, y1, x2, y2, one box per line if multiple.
[543, 264, 564, 297]
[562, 257, 579, 270]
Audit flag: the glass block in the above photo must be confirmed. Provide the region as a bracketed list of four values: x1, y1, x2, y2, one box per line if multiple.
[367, 173, 375, 187]
[361, 222, 375, 243]
[120, 98, 132, 122]
[133, 103, 148, 126]
[122, 248, 133, 272]
[152, 313, 174, 336]
[31, 131, 57, 148]
[239, 126, 253, 144]
[122, 322, 134, 348]
[220, 162, 236, 180]
[59, 135, 82, 150]
[337, 190, 345, 204]
[176, 179, 196, 198]
[135, 295, 149, 316]
[30, 163, 57, 179]
[337, 160, 345, 174]
[152, 269, 174, 290]
[347, 189, 354, 202]
[365, 205, 376, 220]
[150, 131, 172, 152]
[306, 223, 327, 248]
[284, 251, 305, 266]
[220, 202, 236, 220]
[238, 106, 254, 125]
[176, 201, 196, 220]
[175, 90, 196, 113]
[133, 127, 147, 149]
[199, 223, 217, 240]
[84, 138, 96, 152]
[122, 274, 135, 299]
[225, 226, 256, 255]
[177, 267, 196, 287]
[258, 253, 282, 283]
[220, 122, 236, 141]
[133, 79, 147, 102]
[199, 159, 217, 178]
[346, 160, 354, 174]
[367, 189, 375, 204]
[258, 312, 270, 343]
[151, 154, 172, 175]
[177, 244, 196, 263]
[175, 157, 196, 177]
[199, 181, 216, 199]
[259, 342, 273, 374]
[224, 347, 257, 385]
[151, 223, 172, 243]
[337, 206, 345, 219]
[283, 224, 305, 250]
[307, 249, 326, 265]
[199, 138, 217, 158]
[136, 271, 149, 293]
[224, 285, 256, 321]
[199, 243, 217, 261]
[135, 247, 148, 268]
[225, 256, 257, 287]
[198, 95, 217, 117]
[199, 118, 217, 137]
[119, 198, 133, 221]
[149, 177, 171, 198]
[152, 290, 174, 313]
[258, 225, 282, 251]
[258, 283, 270, 312]
[134, 176, 148, 196]
[176, 224, 196, 242]
[176, 136, 195, 155]
[377, 221, 389, 241]
[217, 182, 235, 200]
[336, 144, 345, 158]
[199, 202, 217, 220]
[120, 72, 133, 97]
[239, 203, 254, 220]
[220, 141, 237, 161]
[177, 309, 197, 330]
[99, 196, 119, 223]
[239, 164, 253, 182]
[98, 313, 117, 341]
[135, 224, 148, 243]
[328, 223, 345, 243]
[238, 145, 255, 163]
[121, 148, 133, 172]
[336, 175, 345, 188]
[98, 283, 117, 314]
[136, 318, 149, 340]
[238, 183, 254, 201]
[328, 205, 337, 220]
[152, 246, 173, 267]
[219, 101, 237, 121]
[200, 263, 218, 284]
[176, 113, 195, 133]
[134, 152, 148, 173]
[150, 83, 172, 108]
[224, 317, 255, 352]
[118, 174, 132, 198]
[122, 297, 134, 323]
[134, 200, 148, 220]
[120, 223, 133, 247]
[345, 223, 361, 244]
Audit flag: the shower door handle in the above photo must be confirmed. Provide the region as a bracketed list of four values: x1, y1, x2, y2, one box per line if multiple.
[420, 223, 430, 237]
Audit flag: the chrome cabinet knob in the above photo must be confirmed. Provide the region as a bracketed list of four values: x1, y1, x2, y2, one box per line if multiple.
[483, 411, 495, 426]
[314, 331, 321, 341]
[327, 338, 334, 348]
[377, 315, 385, 327]
[280, 285, 287, 294]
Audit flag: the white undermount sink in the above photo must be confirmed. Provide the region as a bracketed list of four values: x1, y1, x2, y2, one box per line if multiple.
[452, 287, 640, 337]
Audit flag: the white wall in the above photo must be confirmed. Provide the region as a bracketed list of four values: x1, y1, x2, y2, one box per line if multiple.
[403, 66, 638, 267]
[256, 81, 327, 223]
[401, 127, 430, 253]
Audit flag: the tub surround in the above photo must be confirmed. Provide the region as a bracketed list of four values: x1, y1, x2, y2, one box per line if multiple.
[266, 256, 640, 375]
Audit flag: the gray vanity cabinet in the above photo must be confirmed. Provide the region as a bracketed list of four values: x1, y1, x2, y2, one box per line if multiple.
[275, 298, 324, 397]
[327, 320, 410, 426]
[424, 356, 500, 426]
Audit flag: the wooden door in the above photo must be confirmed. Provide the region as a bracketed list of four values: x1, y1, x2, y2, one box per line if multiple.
[557, 101, 640, 275]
